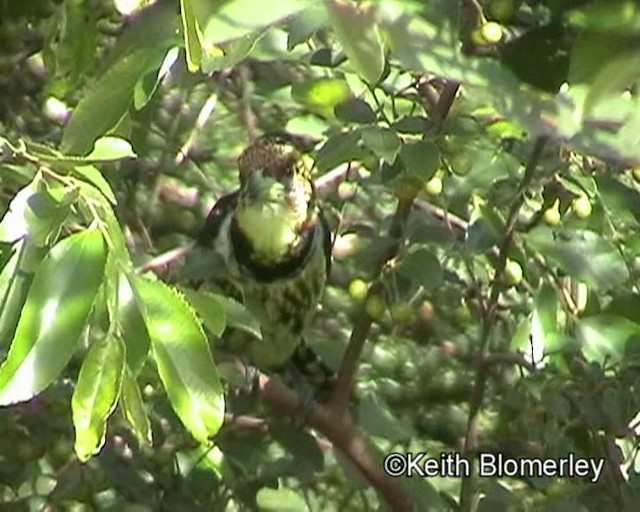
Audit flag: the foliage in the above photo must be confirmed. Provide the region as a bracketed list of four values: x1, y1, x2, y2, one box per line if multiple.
[2, 0, 640, 510]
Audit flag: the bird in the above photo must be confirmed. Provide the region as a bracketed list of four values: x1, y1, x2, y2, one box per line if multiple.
[192, 133, 334, 390]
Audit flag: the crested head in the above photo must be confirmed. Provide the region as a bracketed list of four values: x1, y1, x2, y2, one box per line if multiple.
[237, 134, 309, 184]
[234, 133, 317, 262]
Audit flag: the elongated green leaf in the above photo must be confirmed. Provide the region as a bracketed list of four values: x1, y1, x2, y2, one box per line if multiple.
[181, 289, 226, 337]
[0, 240, 46, 346]
[576, 314, 640, 364]
[61, 47, 167, 155]
[529, 283, 558, 363]
[180, 0, 203, 72]
[85, 136, 136, 161]
[0, 229, 107, 405]
[526, 227, 629, 290]
[197, 0, 310, 47]
[325, 0, 385, 84]
[291, 78, 351, 119]
[134, 277, 224, 442]
[120, 368, 152, 445]
[117, 273, 151, 374]
[73, 165, 117, 205]
[72, 334, 125, 462]
[214, 295, 262, 340]
[257, 487, 307, 512]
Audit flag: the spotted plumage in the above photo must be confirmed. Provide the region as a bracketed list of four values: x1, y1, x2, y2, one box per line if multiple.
[196, 134, 332, 371]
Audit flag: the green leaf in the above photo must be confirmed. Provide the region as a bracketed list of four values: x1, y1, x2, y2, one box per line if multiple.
[85, 136, 136, 161]
[396, 247, 443, 289]
[584, 49, 640, 113]
[324, 0, 385, 84]
[315, 130, 373, 172]
[334, 98, 377, 124]
[214, 295, 262, 341]
[133, 277, 224, 443]
[596, 175, 640, 226]
[567, 1, 640, 34]
[105, 0, 180, 70]
[197, 0, 310, 47]
[201, 32, 263, 74]
[287, 5, 328, 50]
[526, 227, 629, 290]
[75, 180, 129, 265]
[576, 314, 640, 364]
[530, 283, 558, 362]
[256, 487, 307, 512]
[181, 289, 227, 337]
[72, 334, 126, 462]
[568, 31, 632, 85]
[360, 126, 401, 164]
[72, 165, 117, 205]
[399, 139, 440, 180]
[134, 46, 181, 109]
[0, 229, 107, 405]
[357, 394, 411, 442]
[0, 178, 74, 247]
[180, 0, 203, 72]
[291, 77, 351, 119]
[61, 47, 167, 155]
[120, 368, 152, 446]
[0, 240, 46, 347]
[0, 181, 38, 244]
[117, 273, 151, 374]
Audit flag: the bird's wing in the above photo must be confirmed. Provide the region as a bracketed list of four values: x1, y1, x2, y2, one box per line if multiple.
[197, 190, 240, 247]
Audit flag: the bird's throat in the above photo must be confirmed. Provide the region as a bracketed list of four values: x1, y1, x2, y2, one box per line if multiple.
[235, 203, 302, 262]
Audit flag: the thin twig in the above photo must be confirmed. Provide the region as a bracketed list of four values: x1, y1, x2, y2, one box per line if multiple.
[459, 136, 548, 512]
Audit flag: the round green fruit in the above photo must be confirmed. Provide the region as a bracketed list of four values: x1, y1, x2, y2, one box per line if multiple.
[488, 0, 515, 22]
[348, 278, 369, 302]
[504, 259, 523, 286]
[424, 176, 443, 196]
[571, 195, 592, 219]
[449, 154, 473, 176]
[454, 304, 472, 325]
[390, 302, 414, 324]
[480, 22, 504, 44]
[365, 295, 386, 320]
[633, 167, 640, 183]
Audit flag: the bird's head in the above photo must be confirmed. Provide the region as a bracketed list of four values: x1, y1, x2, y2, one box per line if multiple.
[235, 134, 316, 261]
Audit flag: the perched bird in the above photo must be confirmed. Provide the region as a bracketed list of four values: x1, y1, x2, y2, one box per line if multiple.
[194, 134, 333, 383]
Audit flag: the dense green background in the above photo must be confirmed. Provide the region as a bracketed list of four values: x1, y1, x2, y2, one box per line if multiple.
[2, 0, 640, 510]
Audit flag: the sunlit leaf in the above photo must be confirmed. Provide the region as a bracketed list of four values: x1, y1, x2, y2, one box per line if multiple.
[526, 227, 629, 290]
[576, 314, 640, 364]
[133, 277, 224, 443]
[257, 487, 307, 512]
[0, 229, 107, 405]
[325, 0, 385, 84]
[85, 136, 136, 161]
[291, 77, 351, 119]
[72, 334, 125, 461]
